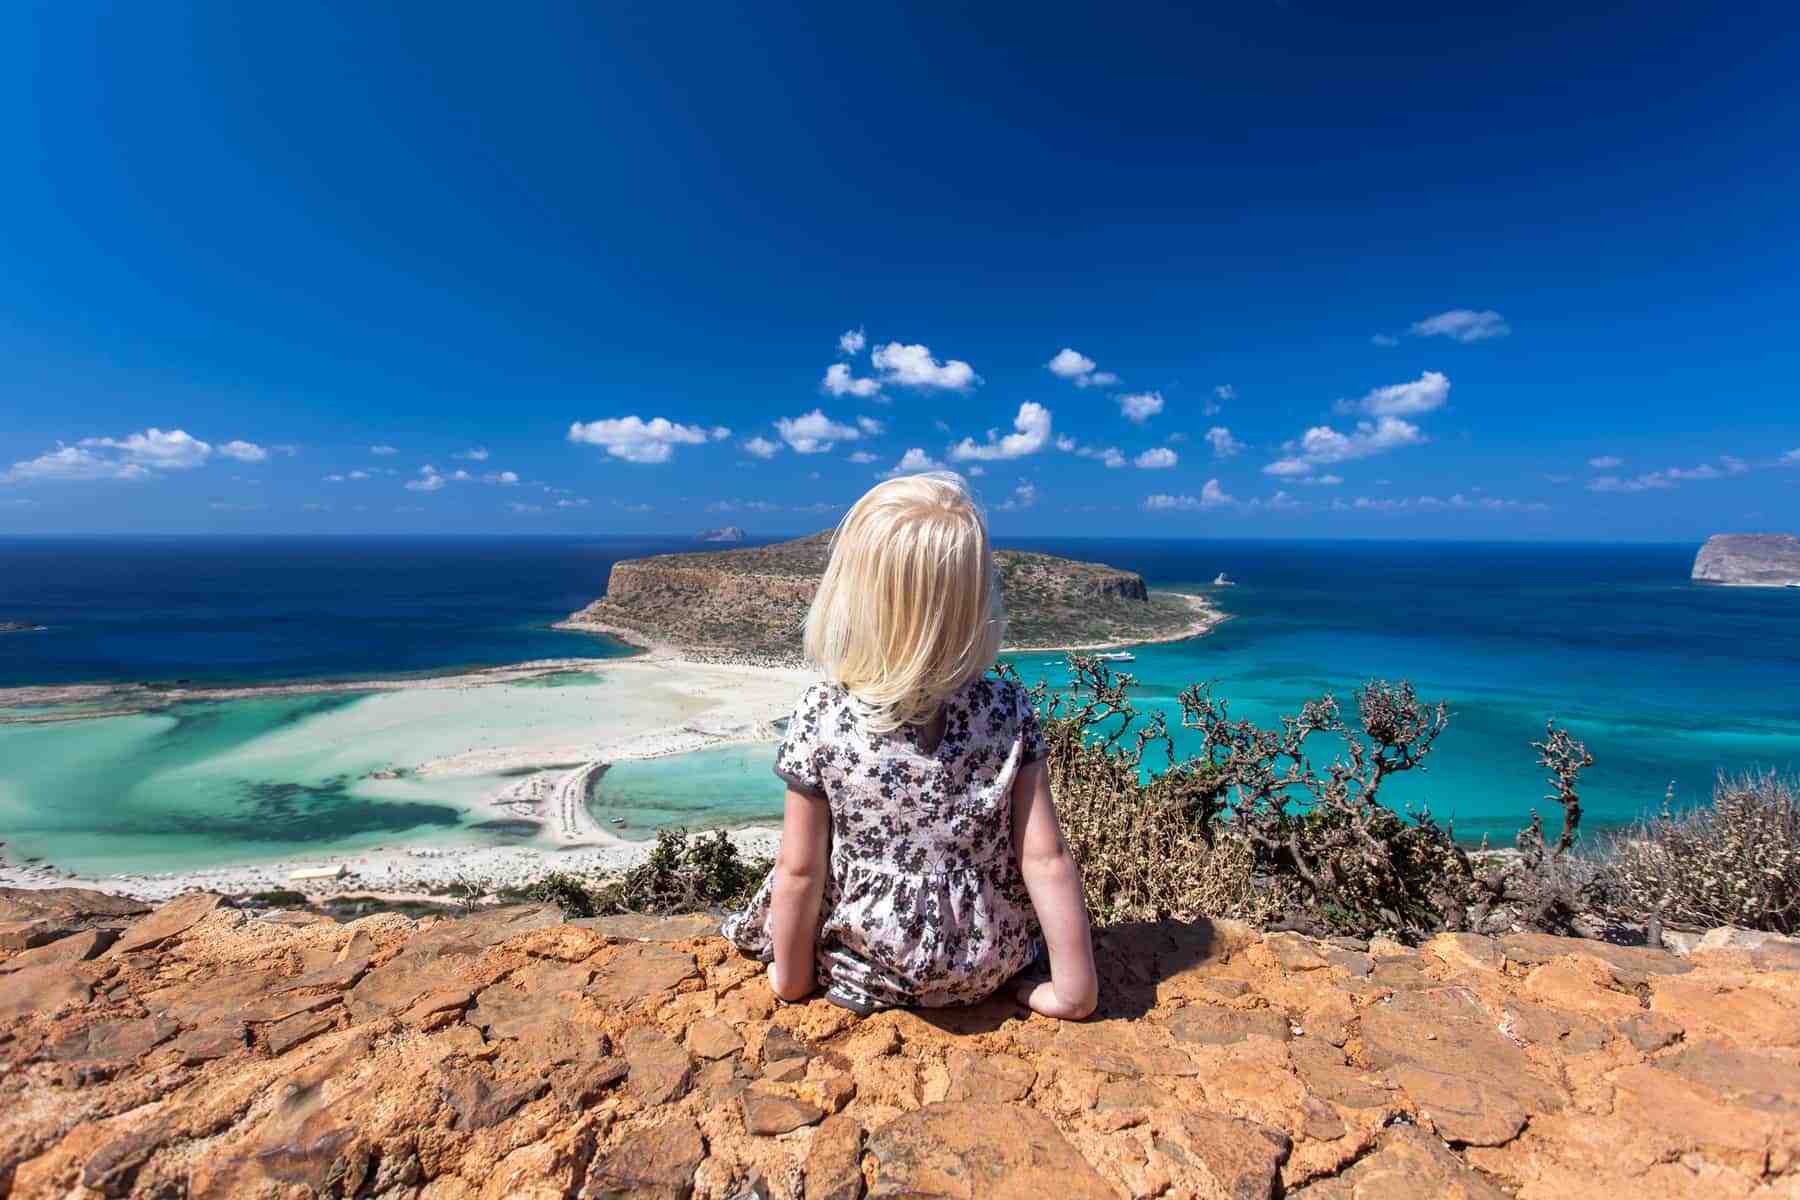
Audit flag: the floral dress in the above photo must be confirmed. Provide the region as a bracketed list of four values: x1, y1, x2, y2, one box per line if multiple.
[722, 674, 1048, 1013]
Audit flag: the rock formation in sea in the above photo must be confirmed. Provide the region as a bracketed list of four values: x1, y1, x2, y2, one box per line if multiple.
[4, 885, 1797, 1198]
[697, 527, 746, 543]
[1692, 533, 1800, 587]
[564, 531, 1210, 662]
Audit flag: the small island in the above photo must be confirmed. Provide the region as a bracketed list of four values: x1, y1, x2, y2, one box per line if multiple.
[1692, 533, 1800, 588]
[563, 531, 1218, 663]
[697, 526, 746, 543]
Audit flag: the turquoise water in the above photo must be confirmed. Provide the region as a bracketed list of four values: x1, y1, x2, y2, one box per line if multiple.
[3, 537, 1796, 869]
[587, 744, 783, 842]
[0, 671, 634, 874]
[1004, 539, 1800, 844]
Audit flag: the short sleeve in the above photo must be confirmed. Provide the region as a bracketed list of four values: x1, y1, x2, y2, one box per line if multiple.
[773, 683, 828, 797]
[1014, 682, 1047, 765]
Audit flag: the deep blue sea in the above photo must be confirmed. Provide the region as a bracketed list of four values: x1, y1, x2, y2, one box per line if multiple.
[3, 536, 1797, 859]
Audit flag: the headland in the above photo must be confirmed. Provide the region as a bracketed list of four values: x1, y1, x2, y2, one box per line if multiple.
[559, 530, 1221, 663]
[1692, 532, 1800, 587]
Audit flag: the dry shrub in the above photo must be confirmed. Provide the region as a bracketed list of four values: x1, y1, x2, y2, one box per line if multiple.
[1604, 772, 1800, 934]
[526, 828, 772, 918]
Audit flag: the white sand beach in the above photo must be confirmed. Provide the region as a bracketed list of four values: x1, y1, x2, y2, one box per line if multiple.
[0, 602, 1221, 905]
[0, 653, 809, 902]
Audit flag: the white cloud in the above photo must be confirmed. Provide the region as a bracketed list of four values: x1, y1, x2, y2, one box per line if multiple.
[1370, 333, 1400, 347]
[482, 471, 520, 485]
[454, 447, 490, 461]
[1214, 384, 1236, 403]
[997, 482, 1038, 511]
[567, 416, 714, 464]
[1063, 438, 1127, 468]
[1411, 309, 1510, 342]
[948, 402, 1053, 461]
[1335, 371, 1451, 418]
[4, 445, 153, 483]
[1299, 474, 1344, 487]
[1045, 348, 1118, 389]
[1262, 415, 1425, 476]
[1142, 479, 1235, 511]
[323, 470, 371, 483]
[838, 327, 866, 356]
[1588, 455, 1623, 469]
[743, 436, 782, 460]
[219, 440, 269, 463]
[1205, 426, 1244, 458]
[370, 445, 397, 456]
[776, 409, 863, 454]
[1046, 348, 1096, 379]
[1588, 456, 1752, 493]
[506, 502, 545, 514]
[847, 450, 878, 464]
[871, 342, 979, 390]
[1782, 449, 1800, 464]
[208, 501, 261, 513]
[882, 448, 949, 477]
[406, 465, 449, 492]
[1117, 391, 1164, 423]
[1345, 493, 1547, 513]
[1134, 448, 1178, 469]
[80, 427, 212, 470]
[710, 426, 731, 440]
[556, 497, 589, 508]
[856, 415, 885, 436]
[822, 362, 883, 399]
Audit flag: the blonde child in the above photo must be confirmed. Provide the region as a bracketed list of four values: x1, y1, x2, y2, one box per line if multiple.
[722, 472, 1099, 1019]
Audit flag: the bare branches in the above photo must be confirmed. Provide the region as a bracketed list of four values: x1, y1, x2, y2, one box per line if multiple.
[1531, 721, 1593, 859]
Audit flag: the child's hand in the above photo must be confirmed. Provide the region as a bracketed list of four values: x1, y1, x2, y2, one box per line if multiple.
[1017, 978, 1096, 1021]
[767, 958, 815, 1003]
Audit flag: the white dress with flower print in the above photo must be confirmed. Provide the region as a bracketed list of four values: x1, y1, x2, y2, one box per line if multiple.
[722, 674, 1048, 1012]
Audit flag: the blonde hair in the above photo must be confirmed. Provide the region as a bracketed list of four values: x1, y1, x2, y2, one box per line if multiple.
[804, 472, 1005, 733]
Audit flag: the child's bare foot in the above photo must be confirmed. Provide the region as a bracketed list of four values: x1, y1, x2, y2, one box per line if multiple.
[1017, 979, 1096, 1020]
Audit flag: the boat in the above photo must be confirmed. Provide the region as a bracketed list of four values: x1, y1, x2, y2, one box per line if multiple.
[1213, 572, 1235, 586]
[610, 816, 627, 827]
[1093, 651, 1135, 662]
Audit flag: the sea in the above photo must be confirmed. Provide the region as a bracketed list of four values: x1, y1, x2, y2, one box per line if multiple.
[2, 535, 1797, 874]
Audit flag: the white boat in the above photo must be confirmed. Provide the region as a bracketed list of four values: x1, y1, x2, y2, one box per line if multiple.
[1093, 651, 1135, 662]
[1213, 572, 1235, 586]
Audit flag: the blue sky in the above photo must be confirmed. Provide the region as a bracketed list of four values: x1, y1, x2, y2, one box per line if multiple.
[2, 2, 1797, 538]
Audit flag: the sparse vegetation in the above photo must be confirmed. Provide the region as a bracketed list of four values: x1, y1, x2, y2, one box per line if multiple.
[525, 828, 772, 918]
[496, 658, 1793, 943]
[1602, 772, 1799, 935]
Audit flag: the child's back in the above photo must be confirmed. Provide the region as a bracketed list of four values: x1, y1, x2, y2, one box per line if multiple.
[723, 471, 1098, 1019]
[723, 672, 1046, 1012]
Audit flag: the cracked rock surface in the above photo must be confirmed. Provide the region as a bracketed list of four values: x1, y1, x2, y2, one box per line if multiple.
[2, 889, 1797, 1199]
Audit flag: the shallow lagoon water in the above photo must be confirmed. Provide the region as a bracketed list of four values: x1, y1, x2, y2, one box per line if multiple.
[585, 744, 784, 842]
[0, 668, 686, 875]
[3, 536, 1797, 871]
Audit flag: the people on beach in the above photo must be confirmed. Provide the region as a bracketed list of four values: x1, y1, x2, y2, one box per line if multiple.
[721, 472, 1100, 1019]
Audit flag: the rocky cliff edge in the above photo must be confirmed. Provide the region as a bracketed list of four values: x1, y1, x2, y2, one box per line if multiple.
[1692, 533, 1800, 587]
[3, 887, 1798, 1199]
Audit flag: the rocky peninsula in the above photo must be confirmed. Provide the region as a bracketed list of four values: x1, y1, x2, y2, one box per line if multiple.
[3, 887, 1797, 1199]
[1692, 533, 1800, 587]
[562, 531, 1218, 663]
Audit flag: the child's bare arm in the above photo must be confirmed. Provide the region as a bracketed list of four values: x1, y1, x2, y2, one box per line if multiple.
[766, 786, 831, 1002]
[1010, 759, 1098, 1019]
